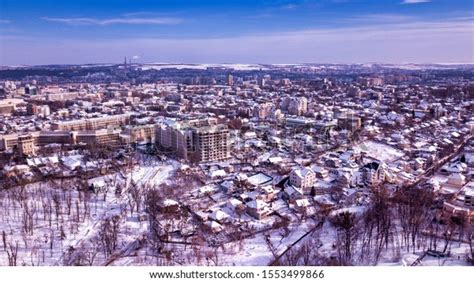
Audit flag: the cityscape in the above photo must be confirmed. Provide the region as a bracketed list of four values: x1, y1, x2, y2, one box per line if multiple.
[0, 0, 473, 270]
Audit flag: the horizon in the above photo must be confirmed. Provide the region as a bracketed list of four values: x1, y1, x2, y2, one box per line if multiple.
[1, 0, 473, 65]
[2, 61, 474, 68]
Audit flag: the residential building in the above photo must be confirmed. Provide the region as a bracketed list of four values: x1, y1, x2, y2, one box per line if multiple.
[289, 167, 316, 189]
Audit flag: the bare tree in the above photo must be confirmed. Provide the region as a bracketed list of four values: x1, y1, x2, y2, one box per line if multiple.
[22, 201, 36, 235]
[333, 211, 359, 265]
[129, 182, 141, 214]
[360, 189, 392, 265]
[6, 242, 19, 266]
[466, 224, 474, 265]
[2, 230, 6, 251]
[394, 187, 433, 253]
[99, 215, 121, 257]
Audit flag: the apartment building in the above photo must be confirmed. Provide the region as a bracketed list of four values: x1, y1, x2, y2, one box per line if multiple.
[36, 131, 74, 146]
[18, 135, 35, 156]
[156, 118, 230, 163]
[0, 98, 25, 116]
[75, 129, 121, 146]
[51, 114, 130, 131]
[338, 115, 362, 132]
[123, 124, 156, 144]
[51, 119, 88, 131]
[0, 134, 19, 150]
[1, 129, 122, 151]
[193, 125, 230, 162]
[46, 92, 79, 101]
[0, 104, 15, 115]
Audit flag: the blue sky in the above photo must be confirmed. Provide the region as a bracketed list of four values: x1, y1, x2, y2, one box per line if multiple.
[0, 0, 473, 65]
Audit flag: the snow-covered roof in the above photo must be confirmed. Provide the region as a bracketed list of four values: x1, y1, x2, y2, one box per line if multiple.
[206, 220, 223, 232]
[246, 199, 268, 210]
[163, 199, 179, 207]
[199, 185, 218, 194]
[268, 156, 283, 164]
[292, 167, 314, 178]
[227, 198, 243, 207]
[311, 165, 328, 174]
[209, 169, 226, 178]
[295, 198, 310, 207]
[449, 172, 466, 182]
[247, 172, 273, 186]
[209, 209, 230, 221]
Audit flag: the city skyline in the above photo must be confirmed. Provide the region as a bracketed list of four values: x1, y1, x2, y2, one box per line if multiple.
[0, 0, 473, 65]
[0, 2, 473, 271]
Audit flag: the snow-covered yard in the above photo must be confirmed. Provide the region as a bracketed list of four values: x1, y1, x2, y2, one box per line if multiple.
[355, 141, 405, 163]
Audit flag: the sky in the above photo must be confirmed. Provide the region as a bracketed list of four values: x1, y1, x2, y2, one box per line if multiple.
[0, 0, 473, 65]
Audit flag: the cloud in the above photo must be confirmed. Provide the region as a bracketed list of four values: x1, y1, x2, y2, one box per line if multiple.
[123, 11, 183, 17]
[0, 20, 11, 24]
[280, 4, 299, 10]
[342, 14, 415, 24]
[401, 0, 431, 4]
[41, 16, 182, 25]
[2, 18, 472, 65]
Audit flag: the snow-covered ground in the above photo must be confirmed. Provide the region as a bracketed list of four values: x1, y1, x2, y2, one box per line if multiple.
[355, 141, 405, 163]
[0, 159, 175, 266]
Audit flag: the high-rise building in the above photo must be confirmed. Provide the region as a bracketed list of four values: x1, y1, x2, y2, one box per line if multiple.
[25, 86, 37, 95]
[253, 102, 274, 119]
[280, 78, 291, 86]
[226, 74, 234, 86]
[156, 118, 230, 163]
[288, 97, 308, 116]
[18, 135, 35, 156]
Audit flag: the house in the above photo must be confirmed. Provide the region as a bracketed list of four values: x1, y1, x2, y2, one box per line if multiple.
[209, 169, 227, 178]
[440, 173, 466, 194]
[443, 181, 474, 223]
[62, 155, 83, 170]
[289, 167, 315, 189]
[313, 195, 337, 208]
[311, 165, 329, 179]
[460, 152, 474, 168]
[199, 184, 219, 196]
[258, 185, 277, 201]
[414, 158, 426, 170]
[206, 221, 224, 233]
[209, 209, 230, 224]
[219, 179, 236, 194]
[283, 184, 304, 201]
[195, 211, 209, 221]
[247, 172, 273, 187]
[360, 161, 386, 187]
[226, 198, 245, 211]
[294, 198, 311, 214]
[246, 199, 272, 219]
[3, 164, 31, 177]
[440, 162, 467, 175]
[159, 199, 180, 213]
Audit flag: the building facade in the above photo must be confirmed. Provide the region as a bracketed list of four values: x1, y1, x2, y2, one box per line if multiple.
[156, 118, 230, 163]
[290, 167, 316, 189]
